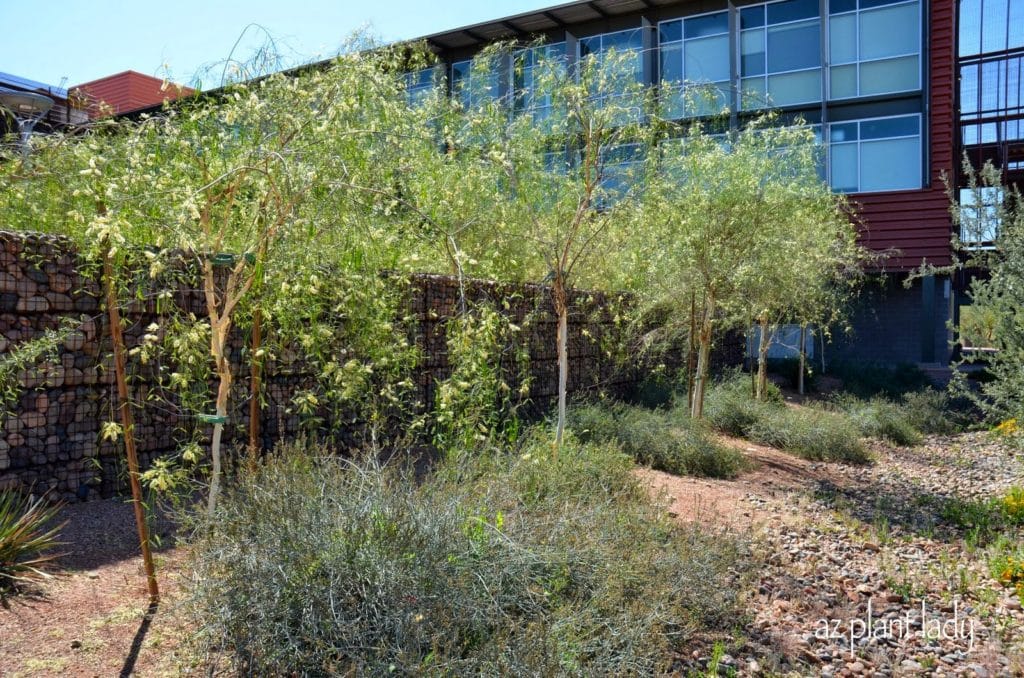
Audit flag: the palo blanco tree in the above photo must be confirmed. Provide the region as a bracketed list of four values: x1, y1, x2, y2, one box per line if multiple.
[635, 113, 865, 416]
[482, 45, 656, 451]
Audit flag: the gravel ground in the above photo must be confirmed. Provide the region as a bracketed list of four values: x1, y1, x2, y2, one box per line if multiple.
[658, 432, 1024, 677]
[4, 430, 1022, 676]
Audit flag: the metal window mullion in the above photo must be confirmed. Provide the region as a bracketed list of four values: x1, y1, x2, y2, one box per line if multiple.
[730, 0, 740, 125]
[821, 0, 829, 117]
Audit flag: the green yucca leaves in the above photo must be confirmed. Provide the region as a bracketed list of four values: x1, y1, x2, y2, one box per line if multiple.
[0, 492, 65, 597]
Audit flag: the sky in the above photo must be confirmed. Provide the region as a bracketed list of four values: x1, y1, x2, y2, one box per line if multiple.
[1, 0, 555, 90]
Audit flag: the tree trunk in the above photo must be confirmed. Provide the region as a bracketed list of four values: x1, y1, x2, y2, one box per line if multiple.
[748, 325, 756, 397]
[102, 245, 159, 604]
[686, 294, 697, 412]
[207, 319, 232, 516]
[553, 282, 569, 456]
[248, 309, 262, 452]
[755, 316, 771, 401]
[691, 296, 715, 419]
[819, 330, 827, 375]
[798, 324, 807, 396]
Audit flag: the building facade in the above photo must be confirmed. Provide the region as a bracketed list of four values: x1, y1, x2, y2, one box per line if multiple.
[0, 72, 89, 136]
[403, 0, 968, 366]
[71, 70, 194, 119]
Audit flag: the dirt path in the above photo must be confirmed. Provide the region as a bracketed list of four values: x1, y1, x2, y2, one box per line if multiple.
[641, 433, 1024, 677]
[3, 432, 1021, 676]
[0, 501, 187, 678]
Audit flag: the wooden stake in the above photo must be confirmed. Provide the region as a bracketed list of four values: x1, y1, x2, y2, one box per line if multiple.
[102, 242, 159, 604]
[798, 324, 807, 396]
[687, 293, 696, 413]
[248, 309, 262, 452]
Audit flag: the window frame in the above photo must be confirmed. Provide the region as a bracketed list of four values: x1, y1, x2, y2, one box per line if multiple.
[576, 27, 648, 117]
[657, 10, 732, 117]
[450, 57, 502, 110]
[739, 0, 825, 110]
[827, 112, 923, 193]
[405, 67, 438, 105]
[513, 42, 568, 122]
[827, 0, 923, 101]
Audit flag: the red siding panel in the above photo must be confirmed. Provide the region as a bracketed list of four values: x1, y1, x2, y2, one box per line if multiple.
[851, 0, 956, 271]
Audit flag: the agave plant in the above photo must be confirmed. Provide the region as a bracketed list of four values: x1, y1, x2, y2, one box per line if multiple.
[0, 492, 65, 597]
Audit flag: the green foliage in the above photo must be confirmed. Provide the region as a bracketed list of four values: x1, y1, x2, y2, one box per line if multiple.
[569, 401, 746, 479]
[183, 435, 748, 674]
[0, 319, 78, 420]
[434, 302, 529, 455]
[704, 379, 765, 438]
[703, 371, 781, 437]
[0, 493, 64, 596]
[946, 160, 1024, 422]
[828, 395, 923, 446]
[898, 389, 964, 435]
[705, 374, 870, 463]
[1001, 486, 1024, 524]
[939, 488, 1024, 546]
[271, 270, 422, 440]
[630, 111, 870, 417]
[825, 386, 963, 444]
[959, 304, 998, 349]
[746, 406, 870, 463]
[826, 361, 935, 399]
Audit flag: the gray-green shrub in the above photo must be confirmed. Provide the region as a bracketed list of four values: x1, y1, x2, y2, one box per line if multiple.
[900, 389, 963, 435]
[704, 376, 765, 437]
[570, 401, 747, 478]
[183, 435, 748, 675]
[829, 395, 923, 446]
[704, 374, 871, 463]
[746, 406, 871, 463]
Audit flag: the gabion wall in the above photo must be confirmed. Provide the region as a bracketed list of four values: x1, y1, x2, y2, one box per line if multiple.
[0, 230, 740, 502]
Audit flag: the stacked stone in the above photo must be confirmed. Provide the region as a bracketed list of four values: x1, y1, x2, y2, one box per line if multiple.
[1, 231, 105, 501]
[2, 230, 727, 503]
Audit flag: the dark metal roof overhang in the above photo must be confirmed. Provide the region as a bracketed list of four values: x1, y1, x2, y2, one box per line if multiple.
[417, 0, 679, 51]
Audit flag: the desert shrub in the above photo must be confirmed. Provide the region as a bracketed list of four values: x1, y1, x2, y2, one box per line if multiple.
[704, 374, 870, 463]
[899, 389, 964, 435]
[826, 389, 965, 445]
[570, 401, 746, 478]
[829, 395, 923, 446]
[746, 406, 870, 463]
[704, 380, 763, 437]
[766, 357, 817, 392]
[827, 361, 934, 399]
[625, 372, 680, 410]
[184, 436, 748, 675]
[703, 371, 781, 437]
[0, 493, 64, 597]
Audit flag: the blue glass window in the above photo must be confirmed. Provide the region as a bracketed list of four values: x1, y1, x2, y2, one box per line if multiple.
[741, 0, 822, 109]
[579, 28, 645, 116]
[767, 0, 819, 24]
[514, 43, 567, 125]
[405, 67, 436, 105]
[828, 115, 921, 192]
[828, 0, 921, 99]
[741, 6, 766, 29]
[659, 12, 730, 118]
[451, 58, 501, 109]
